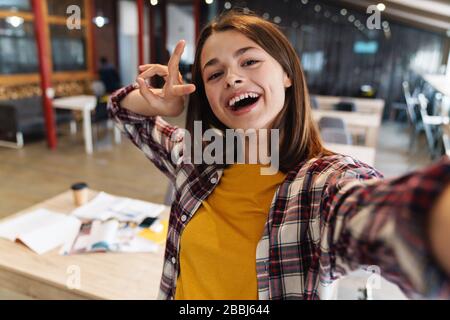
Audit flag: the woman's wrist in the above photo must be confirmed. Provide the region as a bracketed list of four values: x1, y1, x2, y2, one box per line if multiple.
[428, 183, 450, 276]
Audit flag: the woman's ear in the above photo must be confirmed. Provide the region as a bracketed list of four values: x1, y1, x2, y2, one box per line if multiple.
[283, 73, 292, 88]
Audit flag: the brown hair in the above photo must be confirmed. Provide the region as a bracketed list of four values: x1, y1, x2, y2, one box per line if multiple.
[186, 9, 331, 173]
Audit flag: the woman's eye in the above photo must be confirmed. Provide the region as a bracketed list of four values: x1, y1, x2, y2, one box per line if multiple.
[242, 59, 259, 67]
[208, 72, 222, 81]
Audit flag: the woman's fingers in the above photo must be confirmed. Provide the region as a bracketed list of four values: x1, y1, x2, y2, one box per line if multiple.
[136, 77, 160, 105]
[138, 64, 152, 71]
[167, 40, 185, 85]
[170, 84, 196, 96]
[139, 64, 169, 80]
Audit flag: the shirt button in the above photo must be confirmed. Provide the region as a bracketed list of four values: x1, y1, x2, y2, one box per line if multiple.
[171, 257, 176, 264]
[181, 215, 187, 222]
[210, 177, 217, 184]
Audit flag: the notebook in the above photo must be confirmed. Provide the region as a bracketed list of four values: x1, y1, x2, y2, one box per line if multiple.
[0, 209, 82, 255]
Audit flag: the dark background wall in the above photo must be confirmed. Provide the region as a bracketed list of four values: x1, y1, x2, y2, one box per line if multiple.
[216, 0, 446, 117]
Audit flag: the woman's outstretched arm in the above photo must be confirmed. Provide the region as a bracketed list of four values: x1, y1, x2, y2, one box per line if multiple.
[316, 156, 450, 299]
[429, 184, 450, 275]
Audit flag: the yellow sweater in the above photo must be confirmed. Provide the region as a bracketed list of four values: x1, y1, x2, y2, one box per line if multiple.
[175, 164, 286, 300]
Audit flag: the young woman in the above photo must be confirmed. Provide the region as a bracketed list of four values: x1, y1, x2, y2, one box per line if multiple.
[108, 10, 450, 300]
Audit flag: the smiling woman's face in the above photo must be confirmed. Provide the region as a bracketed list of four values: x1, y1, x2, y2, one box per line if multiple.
[200, 30, 292, 130]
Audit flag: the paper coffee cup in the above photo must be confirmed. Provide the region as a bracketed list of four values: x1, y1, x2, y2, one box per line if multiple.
[71, 182, 89, 207]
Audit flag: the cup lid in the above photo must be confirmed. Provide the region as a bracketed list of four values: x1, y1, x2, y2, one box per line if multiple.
[71, 182, 88, 190]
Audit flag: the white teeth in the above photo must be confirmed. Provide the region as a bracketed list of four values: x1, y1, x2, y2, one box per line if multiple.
[228, 92, 260, 107]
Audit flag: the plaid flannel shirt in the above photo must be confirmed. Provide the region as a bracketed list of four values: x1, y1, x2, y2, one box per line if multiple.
[108, 84, 450, 300]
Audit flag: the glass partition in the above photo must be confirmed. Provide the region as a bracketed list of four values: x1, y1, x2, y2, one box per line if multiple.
[0, 19, 38, 74]
[50, 24, 86, 71]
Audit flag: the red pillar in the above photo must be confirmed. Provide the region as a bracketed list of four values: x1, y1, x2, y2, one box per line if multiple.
[31, 0, 57, 150]
[149, 4, 156, 64]
[137, 0, 145, 66]
[89, 0, 97, 74]
[161, 0, 168, 63]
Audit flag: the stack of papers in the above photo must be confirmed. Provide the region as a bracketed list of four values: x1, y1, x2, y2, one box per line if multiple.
[0, 209, 81, 255]
[61, 192, 168, 255]
[60, 219, 161, 255]
[71, 192, 165, 222]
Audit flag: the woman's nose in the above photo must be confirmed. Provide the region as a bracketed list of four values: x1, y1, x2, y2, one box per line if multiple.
[225, 74, 243, 88]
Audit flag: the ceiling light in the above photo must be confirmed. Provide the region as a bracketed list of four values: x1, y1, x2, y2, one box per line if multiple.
[377, 3, 386, 12]
[6, 16, 24, 28]
[93, 15, 109, 28]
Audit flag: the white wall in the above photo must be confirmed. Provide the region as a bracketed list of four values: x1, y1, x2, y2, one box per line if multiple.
[167, 4, 195, 64]
[118, 0, 138, 86]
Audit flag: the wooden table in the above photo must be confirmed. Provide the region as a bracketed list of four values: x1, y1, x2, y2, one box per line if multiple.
[0, 190, 169, 300]
[312, 95, 385, 116]
[325, 143, 376, 166]
[53, 95, 121, 155]
[422, 74, 450, 97]
[313, 109, 382, 147]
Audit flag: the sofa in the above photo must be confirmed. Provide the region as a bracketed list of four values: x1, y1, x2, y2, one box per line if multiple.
[0, 96, 74, 148]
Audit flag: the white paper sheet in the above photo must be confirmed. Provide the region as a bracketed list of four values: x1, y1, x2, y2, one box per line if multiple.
[0, 209, 82, 255]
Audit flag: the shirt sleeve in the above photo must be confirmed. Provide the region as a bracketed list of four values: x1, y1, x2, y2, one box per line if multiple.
[107, 84, 185, 183]
[317, 156, 450, 299]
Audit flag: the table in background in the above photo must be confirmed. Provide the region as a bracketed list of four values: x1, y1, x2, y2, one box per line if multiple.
[422, 74, 450, 97]
[312, 95, 385, 117]
[53, 95, 121, 155]
[313, 109, 382, 148]
[0, 190, 169, 300]
[325, 143, 376, 166]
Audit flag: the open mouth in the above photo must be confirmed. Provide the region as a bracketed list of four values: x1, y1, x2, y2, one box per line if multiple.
[227, 95, 261, 111]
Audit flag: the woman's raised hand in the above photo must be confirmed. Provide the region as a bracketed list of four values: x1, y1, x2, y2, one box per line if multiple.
[136, 40, 196, 117]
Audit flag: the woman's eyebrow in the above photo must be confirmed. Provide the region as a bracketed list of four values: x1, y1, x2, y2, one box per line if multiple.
[202, 46, 258, 71]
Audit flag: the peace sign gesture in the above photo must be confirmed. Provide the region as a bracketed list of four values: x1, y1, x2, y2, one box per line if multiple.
[136, 40, 196, 117]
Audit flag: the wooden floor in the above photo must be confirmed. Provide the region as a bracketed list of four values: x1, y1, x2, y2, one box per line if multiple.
[0, 117, 433, 219]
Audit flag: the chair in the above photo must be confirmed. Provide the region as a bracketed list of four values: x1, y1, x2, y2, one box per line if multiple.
[417, 94, 443, 159]
[310, 95, 319, 109]
[320, 127, 353, 145]
[91, 81, 115, 144]
[389, 102, 407, 122]
[402, 81, 423, 152]
[318, 116, 346, 130]
[333, 101, 356, 112]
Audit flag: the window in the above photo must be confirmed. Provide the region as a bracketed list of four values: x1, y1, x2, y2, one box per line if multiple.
[0, 0, 31, 12]
[0, 19, 38, 74]
[50, 24, 86, 71]
[46, 0, 84, 18]
[46, 0, 88, 72]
